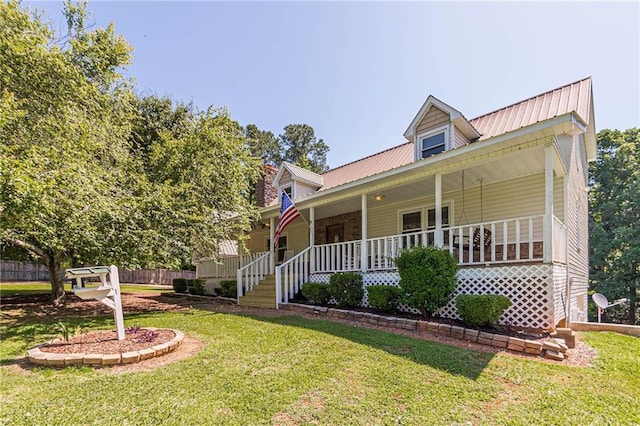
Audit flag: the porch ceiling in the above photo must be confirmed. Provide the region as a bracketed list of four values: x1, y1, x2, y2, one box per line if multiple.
[306, 144, 546, 221]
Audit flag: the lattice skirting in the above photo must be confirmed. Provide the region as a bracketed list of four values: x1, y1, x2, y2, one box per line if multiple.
[309, 264, 556, 330]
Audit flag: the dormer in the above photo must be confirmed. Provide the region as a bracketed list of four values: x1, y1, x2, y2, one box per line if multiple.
[404, 96, 481, 161]
[272, 162, 324, 201]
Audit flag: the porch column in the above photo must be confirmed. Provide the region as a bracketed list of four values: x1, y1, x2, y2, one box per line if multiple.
[361, 194, 368, 272]
[435, 173, 443, 247]
[238, 238, 245, 268]
[270, 216, 275, 270]
[309, 207, 315, 272]
[544, 144, 554, 263]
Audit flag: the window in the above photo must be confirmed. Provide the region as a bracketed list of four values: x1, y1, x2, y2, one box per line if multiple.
[283, 186, 293, 198]
[421, 132, 446, 158]
[267, 236, 288, 262]
[402, 211, 422, 234]
[427, 206, 449, 229]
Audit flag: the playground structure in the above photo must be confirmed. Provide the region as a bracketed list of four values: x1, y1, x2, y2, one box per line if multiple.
[64, 265, 125, 340]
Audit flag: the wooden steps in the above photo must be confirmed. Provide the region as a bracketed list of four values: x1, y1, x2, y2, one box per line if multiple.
[238, 275, 277, 309]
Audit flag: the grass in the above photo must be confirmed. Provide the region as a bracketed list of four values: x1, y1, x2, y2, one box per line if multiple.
[1, 306, 639, 424]
[0, 282, 172, 297]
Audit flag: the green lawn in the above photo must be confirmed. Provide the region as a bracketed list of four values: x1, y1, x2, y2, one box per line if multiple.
[0, 282, 172, 297]
[1, 306, 639, 425]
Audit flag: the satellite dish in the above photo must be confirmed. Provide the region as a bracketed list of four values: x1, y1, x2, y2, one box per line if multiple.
[592, 293, 609, 309]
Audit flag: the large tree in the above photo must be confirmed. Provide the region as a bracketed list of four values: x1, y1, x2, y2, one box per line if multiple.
[0, 2, 259, 305]
[589, 128, 639, 324]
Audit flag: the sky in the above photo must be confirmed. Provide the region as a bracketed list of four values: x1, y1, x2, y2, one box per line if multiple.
[29, 1, 640, 169]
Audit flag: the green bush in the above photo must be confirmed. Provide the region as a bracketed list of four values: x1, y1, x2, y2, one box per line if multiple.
[219, 280, 237, 298]
[455, 294, 511, 327]
[395, 245, 458, 317]
[367, 285, 402, 312]
[190, 279, 205, 295]
[301, 282, 330, 305]
[172, 278, 188, 293]
[327, 272, 364, 308]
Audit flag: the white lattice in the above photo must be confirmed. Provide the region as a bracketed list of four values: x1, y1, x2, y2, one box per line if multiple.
[307, 264, 554, 329]
[552, 265, 568, 326]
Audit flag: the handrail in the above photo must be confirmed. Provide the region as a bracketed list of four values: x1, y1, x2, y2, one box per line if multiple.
[237, 251, 273, 302]
[276, 246, 312, 308]
[313, 241, 361, 273]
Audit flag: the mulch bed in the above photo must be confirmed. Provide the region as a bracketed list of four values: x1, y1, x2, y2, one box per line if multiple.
[39, 329, 176, 355]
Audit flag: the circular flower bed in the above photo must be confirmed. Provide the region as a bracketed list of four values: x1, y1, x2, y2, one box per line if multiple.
[27, 327, 184, 366]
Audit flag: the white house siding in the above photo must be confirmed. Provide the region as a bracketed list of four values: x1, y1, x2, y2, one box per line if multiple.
[564, 134, 590, 322]
[453, 125, 470, 149]
[554, 134, 573, 173]
[279, 170, 293, 187]
[415, 106, 450, 135]
[294, 182, 318, 199]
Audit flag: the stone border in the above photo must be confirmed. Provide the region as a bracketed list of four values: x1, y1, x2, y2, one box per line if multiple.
[283, 304, 571, 361]
[27, 328, 185, 367]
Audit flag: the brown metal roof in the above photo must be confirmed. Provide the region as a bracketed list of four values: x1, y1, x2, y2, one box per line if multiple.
[470, 77, 592, 140]
[279, 77, 593, 198]
[319, 142, 414, 191]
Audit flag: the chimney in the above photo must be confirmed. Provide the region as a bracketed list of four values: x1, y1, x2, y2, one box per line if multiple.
[255, 164, 278, 207]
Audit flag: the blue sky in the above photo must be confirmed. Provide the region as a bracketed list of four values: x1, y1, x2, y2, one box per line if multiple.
[30, 1, 640, 169]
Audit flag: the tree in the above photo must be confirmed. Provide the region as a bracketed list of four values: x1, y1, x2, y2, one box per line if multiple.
[0, 2, 260, 305]
[279, 124, 329, 173]
[589, 128, 639, 324]
[245, 124, 281, 166]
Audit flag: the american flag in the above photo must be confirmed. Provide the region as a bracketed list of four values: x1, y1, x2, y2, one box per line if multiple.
[273, 192, 300, 250]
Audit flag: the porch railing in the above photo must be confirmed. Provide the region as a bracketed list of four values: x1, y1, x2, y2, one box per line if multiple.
[236, 251, 273, 300]
[198, 252, 266, 279]
[366, 230, 436, 270]
[276, 246, 312, 305]
[313, 241, 361, 273]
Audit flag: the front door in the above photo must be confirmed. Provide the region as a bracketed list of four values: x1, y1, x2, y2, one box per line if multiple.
[326, 224, 344, 244]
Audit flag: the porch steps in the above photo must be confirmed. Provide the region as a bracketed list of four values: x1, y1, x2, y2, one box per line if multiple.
[238, 275, 277, 309]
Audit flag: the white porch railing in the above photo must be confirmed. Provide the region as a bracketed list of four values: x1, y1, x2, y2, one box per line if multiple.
[197, 253, 266, 279]
[366, 230, 436, 270]
[552, 215, 567, 264]
[236, 251, 273, 300]
[276, 247, 312, 305]
[313, 241, 361, 273]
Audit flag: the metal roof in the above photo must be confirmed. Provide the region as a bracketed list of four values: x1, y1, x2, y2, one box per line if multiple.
[281, 162, 324, 186]
[470, 77, 592, 140]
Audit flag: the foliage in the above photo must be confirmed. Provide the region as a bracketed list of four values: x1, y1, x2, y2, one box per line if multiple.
[366, 285, 402, 313]
[189, 279, 205, 296]
[219, 280, 237, 298]
[454, 294, 511, 327]
[0, 2, 260, 305]
[51, 321, 72, 342]
[1, 306, 640, 424]
[589, 128, 640, 324]
[327, 272, 363, 308]
[245, 124, 281, 167]
[301, 282, 330, 305]
[395, 246, 458, 317]
[172, 278, 188, 294]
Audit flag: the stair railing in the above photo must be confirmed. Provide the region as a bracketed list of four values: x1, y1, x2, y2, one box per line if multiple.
[275, 246, 312, 308]
[237, 251, 273, 302]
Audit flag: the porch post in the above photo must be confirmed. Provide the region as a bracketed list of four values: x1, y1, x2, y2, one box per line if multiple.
[435, 173, 443, 247]
[361, 194, 368, 272]
[544, 144, 554, 263]
[309, 207, 315, 272]
[270, 216, 275, 270]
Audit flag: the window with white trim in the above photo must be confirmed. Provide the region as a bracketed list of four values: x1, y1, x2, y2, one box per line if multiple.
[416, 125, 450, 160]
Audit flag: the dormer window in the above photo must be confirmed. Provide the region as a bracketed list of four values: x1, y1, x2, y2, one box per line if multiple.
[282, 185, 293, 199]
[417, 125, 449, 160]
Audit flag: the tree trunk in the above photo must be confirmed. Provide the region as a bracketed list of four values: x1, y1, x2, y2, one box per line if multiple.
[44, 254, 65, 307]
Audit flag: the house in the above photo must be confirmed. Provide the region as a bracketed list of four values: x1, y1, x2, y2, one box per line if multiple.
[197, 77, 596, 331]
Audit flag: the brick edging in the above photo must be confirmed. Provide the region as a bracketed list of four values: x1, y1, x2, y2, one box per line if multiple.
[282, 303, 570, 361]
[27, 328, 185, 367]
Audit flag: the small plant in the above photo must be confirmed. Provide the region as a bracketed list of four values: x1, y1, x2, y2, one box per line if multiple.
[126, 324, 142, 334]
[455, 294, 511, 327]
[172, 278, 189, 293]
[301, 282, 330, 305]
[190, 279, 205, 296]
[219, 280, 237, 298]
[395, 245, 458, 317]
[51, 321, 72, 342]
[134, 329, 159, 343]
[327, 272, 364, 308]
[367, 285, 402, 313]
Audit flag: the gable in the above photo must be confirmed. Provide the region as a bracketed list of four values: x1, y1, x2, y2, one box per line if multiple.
[416, 106, 450, 135]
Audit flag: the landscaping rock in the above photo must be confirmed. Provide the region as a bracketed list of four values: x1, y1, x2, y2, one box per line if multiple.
[544, 350, 565, 361]
[438, 324, 452, 336]
[463, 329, 479, 342]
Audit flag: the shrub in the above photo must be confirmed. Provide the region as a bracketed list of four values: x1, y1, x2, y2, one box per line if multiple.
[327, 272, 364, 308]
[455, 294, 511, 327]
[219, 280, 237, 298]
[190, 279, 205, 296]
[172, 278, 189, 293]
[395, 245, 458, 317]
[301, 282, 330, 305]
[367, 285, 402, 312]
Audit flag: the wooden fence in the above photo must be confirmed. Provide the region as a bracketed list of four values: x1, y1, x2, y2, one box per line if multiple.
[0, 260, 194, 285]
